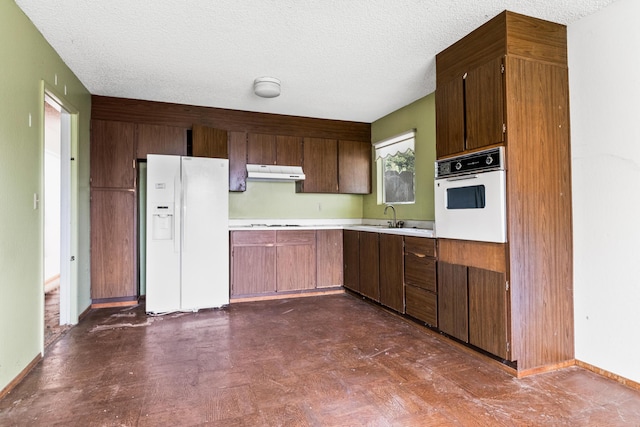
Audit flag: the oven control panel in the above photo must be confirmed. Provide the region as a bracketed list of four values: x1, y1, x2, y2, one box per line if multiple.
[435, 147, 504, 178]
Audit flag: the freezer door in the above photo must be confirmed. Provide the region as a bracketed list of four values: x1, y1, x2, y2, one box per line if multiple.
[181, 157, 229, 310]
[146, 155, 181, 313]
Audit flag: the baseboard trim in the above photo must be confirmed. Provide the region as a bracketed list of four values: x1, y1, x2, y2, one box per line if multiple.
[231, 288, 345, 303]
[515, 360, 576, 378]
[0, 353, 42, 400]
[576, 360, 640, 391]
[78, 304, 92, 321]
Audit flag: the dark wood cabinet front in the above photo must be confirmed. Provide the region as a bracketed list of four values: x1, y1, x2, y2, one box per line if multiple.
[379, 234, 404, 313]
[90, 189, 136, 300]
[90, 120, 135, 189]
[437, 262, 469, 343]
[228, 131, 247, 192]
[317, 229, 343, 288]
[276, 135, 303, 166]
[230, 231, 277, 296]
[276, 230, 316, 292]
[358, 232, 380, 302]
[404, 236, 438, 326]
[192, 125, 228, 158]
[468, 267, 509, 359]
[343, 230, 360, 293]
[435, 57, 505, 159]
[247, 133, 277, 165]
[338, 140, 371, 194]
[136, 123, 186, 159]
[465, 57, 505, 152]
[298, 137, 338, 193]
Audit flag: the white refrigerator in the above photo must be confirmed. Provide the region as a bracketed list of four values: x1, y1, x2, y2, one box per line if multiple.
[146, 155, 229, 314]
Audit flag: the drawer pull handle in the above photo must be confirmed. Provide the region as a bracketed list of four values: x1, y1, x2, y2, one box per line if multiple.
[411, 252, 426, 258]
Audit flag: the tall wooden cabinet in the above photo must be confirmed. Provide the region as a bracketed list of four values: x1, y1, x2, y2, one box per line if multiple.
[90, 120, 137, 303]
[435, 11, 573, 374]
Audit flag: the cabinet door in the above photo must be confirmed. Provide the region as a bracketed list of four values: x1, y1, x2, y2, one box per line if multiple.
[276, 230, 316, 292]
[338, 140, 371, 194]
[228, 131, 247, 192]
[465, 57, 505, 151]
[404, 237, 436, 292]
[90, 189, 136, 300]
[192, 125, 228, 158]
[317, 229, 343, 288]
[230, 230, 276, 296]
[136, 124, 186, 159]
[435, 77, 465, 158]
[437, 262, 468, 342]
[358, 232, 380, 302]
[405, 285, 438, 326]
[90, 120, 135, 188]
[468, 267, 510, 359]
[379, 234, 404, 312]
[343, 230, 360, 292]
[276, 135, 303, 166]
[231, 246, 276, 295]
[247, 133, 277, 165]
[298, 137, 338, 193]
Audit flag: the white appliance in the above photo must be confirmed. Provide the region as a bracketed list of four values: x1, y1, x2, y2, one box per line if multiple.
[246, 164, 305, 181]
[434, 147, 507, 243]
[146, 155, 229, 313]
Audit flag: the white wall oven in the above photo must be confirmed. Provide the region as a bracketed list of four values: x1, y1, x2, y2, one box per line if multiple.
[434, 147, 507, 243]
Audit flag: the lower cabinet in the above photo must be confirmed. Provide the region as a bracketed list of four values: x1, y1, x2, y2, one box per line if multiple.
[438, 260, 509, 359]
[276, 230, 316, 291]
[379, 234, 404, 313]
[437, 262, 469, 342]
[404, 236, 437, 326]
[230, 230, 277, 295]
[231, 229, 341, 297]
[90, 189, 137, 301]
[316, 229, 343, 288]
[468, 267, 509, 359]
[358, 231, 380, 302]
[343, 230, 360, 293]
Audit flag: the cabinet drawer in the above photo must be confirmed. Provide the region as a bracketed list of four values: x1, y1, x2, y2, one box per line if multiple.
[405, 256, 436, 292]
[276, 230, 316, 245]
[231, 230, 276, 246]
[405, 236, 436, 258]
[405, 285, 437, 326]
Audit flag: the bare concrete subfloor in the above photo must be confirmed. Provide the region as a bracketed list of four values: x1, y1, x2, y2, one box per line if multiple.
[2, 293, 639, 426]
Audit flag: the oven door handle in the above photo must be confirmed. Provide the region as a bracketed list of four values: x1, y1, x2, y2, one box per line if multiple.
[445, 174, 479, 182]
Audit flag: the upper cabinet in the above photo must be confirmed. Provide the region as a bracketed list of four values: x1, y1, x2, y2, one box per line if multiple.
[297, 138, 371, 194]
[247, 133, 303, 166]
[136, 123, 186, 159]
[297, 137, 339, 193]
[192, 125, 228, 158]
[90, 120, 135, 189]
[338, 140, 371, 194]
[436, 57, 505, 158]
[435, 11, 567, 160]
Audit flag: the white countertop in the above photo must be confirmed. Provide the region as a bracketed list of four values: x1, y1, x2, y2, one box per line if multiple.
[229, 219, 435, 238]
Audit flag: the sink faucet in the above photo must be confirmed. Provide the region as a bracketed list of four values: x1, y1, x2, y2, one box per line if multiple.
[384, 204, 397, 228]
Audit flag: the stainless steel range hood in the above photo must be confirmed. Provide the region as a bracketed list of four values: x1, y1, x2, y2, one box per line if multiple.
[246, 164, 305, 182]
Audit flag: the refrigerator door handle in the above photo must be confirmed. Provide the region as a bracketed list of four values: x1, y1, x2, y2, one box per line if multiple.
[182, 168, 188, 253]
[174, 172, 180, 254]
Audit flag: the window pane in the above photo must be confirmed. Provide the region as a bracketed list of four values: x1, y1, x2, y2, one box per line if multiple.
[383, 149, 415, 203]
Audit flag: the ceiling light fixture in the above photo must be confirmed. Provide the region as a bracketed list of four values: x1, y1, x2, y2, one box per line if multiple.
[254, 77, 281, 98]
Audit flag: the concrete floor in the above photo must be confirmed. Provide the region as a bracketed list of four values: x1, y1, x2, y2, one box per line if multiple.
[2, 293, 640, 426]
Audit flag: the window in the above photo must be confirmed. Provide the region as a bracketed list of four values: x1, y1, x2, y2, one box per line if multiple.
[374, 130, 415, 204]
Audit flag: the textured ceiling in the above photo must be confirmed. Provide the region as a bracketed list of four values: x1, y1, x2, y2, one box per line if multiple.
[16, 0, 616, 123]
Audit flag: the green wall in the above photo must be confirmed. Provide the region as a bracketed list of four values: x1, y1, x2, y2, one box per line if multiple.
[0, 1, 91, 392]
[364, 93, 436, 221]
[230, 181, 363, 219]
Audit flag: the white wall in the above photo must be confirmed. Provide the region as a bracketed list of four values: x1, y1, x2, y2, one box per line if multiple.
[569, 0, 640, 384]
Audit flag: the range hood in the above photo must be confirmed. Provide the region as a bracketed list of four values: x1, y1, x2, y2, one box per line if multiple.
[246, 164, 305, 182]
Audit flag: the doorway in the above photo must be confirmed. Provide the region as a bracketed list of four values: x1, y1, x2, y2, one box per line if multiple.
[43, 94, 72, 347]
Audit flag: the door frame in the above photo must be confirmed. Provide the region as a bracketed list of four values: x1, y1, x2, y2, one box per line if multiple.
[41, 82, 79, 337]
